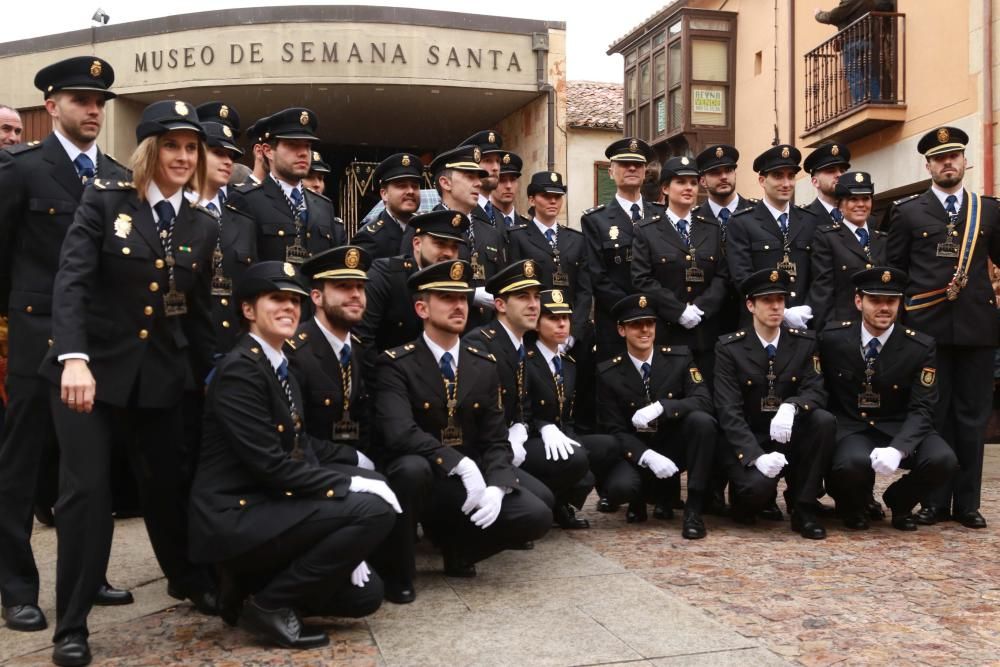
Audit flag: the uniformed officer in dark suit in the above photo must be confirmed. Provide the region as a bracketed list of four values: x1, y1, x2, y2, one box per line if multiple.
[302, 150, 330, 196]
[802, 143, 852, 224]
[713, 269, 835, 539]
[820, 267, 958, 531]
[42, 100, 219, 666]
[189, 261, 399, 649]
[226, 108, 346, 264]
[355, 210, 467, 376]
[632, 156, 729, 385]
[0, 56, 132, 637]
[808, 171, 887, 327]
[465, 261, 588, 530]
[489, 151, 525, 229]
[373, 260, 551, 578]
[582, 138, 666, 362]
[726, 145, 820, 329]
[887, 126, 1000, 528]
[243, 116, 269, 186]
[352, 153, 423, 260]
[596, 294, 716, 538]
[461, 129, 505, 226]
[194, 100, 241, 210]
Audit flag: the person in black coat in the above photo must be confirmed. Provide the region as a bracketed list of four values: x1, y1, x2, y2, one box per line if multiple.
[41, 100, 220, 666]
[352, 153, 423, 261]
[189, 261, 399, 650]
[0, 56, 133, 638]
[713, 269, 835, 540]
[802, 143, 852, 226]
[819, 267, 958, 531]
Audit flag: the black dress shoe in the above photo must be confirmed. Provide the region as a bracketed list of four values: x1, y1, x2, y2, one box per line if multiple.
[791, 512, 827, 540]
[2, 603, 47, 632]
[384, 582, 416, 604]
[866, 497, 886, 520]
[841, 512, 870, 530]
[52, 632, 91, 667]
[626, 500, 647, 523]
[443, 551, 477, 578]
[167, 583, 219, 616]
[94, 583, 134, 606]
[913, 506, 948, 525]
[955, 511, 988, 529]
[681, 511, 707, 540]
[652, 502, 674, 520]
[596, 497, 619, 513]
[758, 502, 783, 522]
[891, 513, 918, 531]
[34, 504, 55, 527]
[238, 597, 329, 649]
[554, 504, 590, 529]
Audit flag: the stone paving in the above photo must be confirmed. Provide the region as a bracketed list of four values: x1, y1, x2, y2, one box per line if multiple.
[2, 447, 998, 666]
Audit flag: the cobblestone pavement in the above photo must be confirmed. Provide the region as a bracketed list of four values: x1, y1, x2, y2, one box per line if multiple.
[3, 448, 998, 666]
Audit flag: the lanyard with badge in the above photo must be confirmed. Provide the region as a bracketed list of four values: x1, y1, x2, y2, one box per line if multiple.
[332, 350, 360, 441]
[157, 204, 189, 317]
[441, 368, 463, 446]
[544, 225, 570, 287]
[210, 213, 232, 297]
[275, 176, 310, 264]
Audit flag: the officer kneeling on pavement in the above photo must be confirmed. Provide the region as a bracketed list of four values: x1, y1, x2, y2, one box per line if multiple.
[713, 269, 835, 539]
[819, 267, 958, 531]
[188, 261, 401, 650]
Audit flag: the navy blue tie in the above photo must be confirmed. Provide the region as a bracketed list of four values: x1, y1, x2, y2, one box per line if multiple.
[153, 200, 175, 234]
[340, 344, 351, 368]
[205, 201, 219, 216]
[676, 219, 690, 247]
[945, 194, 958, 216]
[766, 344, 777, 361]
[865, 338, 880, 363]
[630, 203, 641, 224]
[74, 154, 95, 183]
[856, 227, 870, 247]
[544, 228, 556, 248]
[504, 215, 513, 228]
[440, 352, 455, 382]
[290, 187, 308, 223]
[777, 213, 788, 234]
[553, 354, 563, 378]
[218, 188, 228, 207]
[276, 359, 289, 382]
[831, 207, 844, 223]
[717, 207, 731, 227]
[484, 200, 495, 221]
[518, 344, 526, 364]
[641, 362, 651, 383]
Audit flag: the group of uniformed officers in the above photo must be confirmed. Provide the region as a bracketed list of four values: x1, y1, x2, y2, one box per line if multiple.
[0, 55, 995, 666]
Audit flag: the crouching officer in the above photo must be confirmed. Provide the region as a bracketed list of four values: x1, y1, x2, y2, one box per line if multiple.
[189, 261, 400, 649]
[714, 269, 835, 539]
[596, 294, 717, 539]
[373, 260, 551, 578]
[820, 268, 958, 531]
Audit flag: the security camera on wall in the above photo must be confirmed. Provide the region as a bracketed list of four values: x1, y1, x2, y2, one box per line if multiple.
[92, 8, 110, 25]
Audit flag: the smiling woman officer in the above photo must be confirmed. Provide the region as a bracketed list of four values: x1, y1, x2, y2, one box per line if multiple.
[42, 100, 220, 667]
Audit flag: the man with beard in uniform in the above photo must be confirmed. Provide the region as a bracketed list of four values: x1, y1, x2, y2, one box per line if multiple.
[489, 151, 525, 230]
[243, 117, 268, 186]
[802, 143, 851, 224]
[227, 108, 345, 263]
[887, 126, 1000, 529]
[726, 144, 820, 331]
[352, 153, 423, 261]
[0, 57, 133, 635]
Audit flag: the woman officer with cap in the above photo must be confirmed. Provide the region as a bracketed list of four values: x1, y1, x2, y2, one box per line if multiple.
[43, 100, 219, 666]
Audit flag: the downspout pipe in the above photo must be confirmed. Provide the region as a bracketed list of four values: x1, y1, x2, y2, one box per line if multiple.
[984, 0, 994, 195]
[788, 0, 796, 147]
[533, 32, 556, 171]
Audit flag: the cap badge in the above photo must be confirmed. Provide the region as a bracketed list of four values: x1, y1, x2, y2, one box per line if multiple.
[449, 262, 464, 281]
[524, 260, 536, 278]
[300, 111, 310, 126]
[488, 131, 496, 143]
[855, 172, 864, 183]
[881, 270, 892, 284]
[451, 214, 463, 227]
[629, 139, 638, 152]
[401, 154, 411, 167]
[715, 146, 724, 158]
[550, 172, 558, 182]
[937, 128, 950, 144]
[174, 101, 189, 116]
[552, 290, 564, 303]
[638, 295, 648, 308]
[219, 105, 230, 119]
[769, 270, 779, 282]
[90, 60, 102, 78]
[223, 125, 233, 138]
[831, 145, 840, 157]
[780, 146, 790, 159]
[283, 262, 295, 277]
[473, 147, 482, 162]
[502, 153, 511, 165]
[681, 157, 690, 165]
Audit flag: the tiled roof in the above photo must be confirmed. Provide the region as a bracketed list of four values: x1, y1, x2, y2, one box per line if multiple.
[567, 80, 623, 130]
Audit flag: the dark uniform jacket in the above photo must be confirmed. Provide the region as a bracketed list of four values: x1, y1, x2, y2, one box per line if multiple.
[189, 334, 354, 562]
[726, 200, 819, 308]
[691, 195, 754, 233]
[286, 319, 371, 456]
[691, 195, 754, 335]
[807, 221, 887, 326]
[352, 209, 407, 262]
[887, 190, 1000, 347]
[596, 345, 712, 463]
[227, 176, 346, 262]
[212, 203, 258, 352]
[526, 344, 579, 436]
[42, 182, 217, 408]
[818, 320, 937, 455]
[582, 199, 666, 345]
[373, 336, 517, 489]
[713, 326, 827, 465]
[0, 135, 128, 376]
[507, 219, 593, 340]
[804, 198, 840, 225]
[355, 254, 420, 375]
[463, 321, 533, 427]
[631, 212, 729, 351]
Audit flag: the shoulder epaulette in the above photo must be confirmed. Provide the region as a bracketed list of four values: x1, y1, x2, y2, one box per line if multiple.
[582, 204, 606, 216]
[822, 320, 853, 331]
[719, 329, 749, 344]
[235, 180, 262, 194]
[900, 327, 934, 347]
[648, 213, 662, 222]
[637, 217, 657, 228]
[560, 224, 583, 236]
[732, 205, 755, 217]
[517, 213, 532, 223]
[102, 153, 126, 169]
[508, 222, 529, 232]
[223, 203, 254, 219]
[564, 354, 576, 364]
[817, 222, 841, 233]
[466, 345, 497, 362]
[872, 229, 888, 238]
[361, 218, 385, 235]
[796, 204, 818, 216]
[386, 256, 416, 272]
[657, 345, 688, 356]
[893, 194, 920, 207]
[383, 342, 417, 360]
[304, 188, 332, 203]
[693, 214, 719, 226]
[92, 178, 134, 191]
[241, 343, 263, 361]
[786, 327, 815, 338]
[526, 349, 536, 358]
[351, 333, 362, 345]
[284, 329, 311, 351]
[4, 141, 42, 156]
[597, 355, 624, 373]
[479, 327, 497, 341]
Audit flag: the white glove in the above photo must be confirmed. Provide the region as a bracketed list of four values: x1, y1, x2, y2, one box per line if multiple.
[508, 422, 528, 467]
[870, 447, 904, 475]
[783, 305, 813, 330]
[753, 451, 788, 478]
[631, 401, 664, 430]
[450, 457, 487, 514]
[639, 449, 679, 479]
[473, 286, 495, 309]
[769, 403, 796, 444]
[470, 486, 505, 528]
[356, 450, 375, 471]
[350, 561, 371, 588]
[540, 424, 579, 461]
[677, 303, 704, 329]
[349, 476, 403, 513]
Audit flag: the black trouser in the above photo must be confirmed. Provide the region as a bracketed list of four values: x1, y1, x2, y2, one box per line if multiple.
[224, 493, 395, 616]
[521, 437, 593, 509]
[368, 455, 433, 589]
[925, 345, 994, 514]
[421, 468, 552, 565]
[49, 394, 210, 641]
[0, 373, 58, 606]
[828, 430, 958, 515]
[727, 409, 836, 516]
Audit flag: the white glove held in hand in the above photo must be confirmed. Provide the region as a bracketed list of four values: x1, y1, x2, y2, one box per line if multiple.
[638, 450, 679, 479]
[473, 287, 496, 309]
[350, 561, 371, 588]
[349, 476, 402, 513]
[769, 403, 796, 444]
[678, 303, 704, 329]
[631, 401, 664, 430]
[783, 305, 813, 330]
[753, 451, 788, 478]
[470, 486, 505, 528]
[870, 447, 904, 475]
[508, 422, 529, 467]
[540, 424, 579, 461]
[356, 450, 376, 471]
[450, 457, 487, 514]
